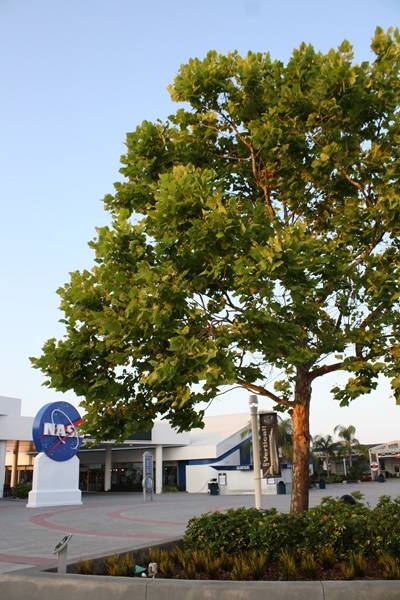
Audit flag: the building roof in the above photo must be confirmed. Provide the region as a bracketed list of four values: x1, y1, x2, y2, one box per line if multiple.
[186, 413, 250, 447]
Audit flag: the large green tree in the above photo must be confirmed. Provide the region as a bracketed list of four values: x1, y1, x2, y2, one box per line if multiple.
[33, 28, 400, 513]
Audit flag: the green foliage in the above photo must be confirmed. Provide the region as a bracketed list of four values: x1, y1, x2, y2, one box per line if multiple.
[247, 550, 269, 579]
[299, 551, 318, 578]
[184, 507, 277, 555]
[184, 496, 400, 560]
[171, 547, 195, 579]
[230, 555, 252, 581]
[348, 551, 367, 577]
[371, 495, 400, 556]
[349, 490, 364, 501]
[32, 28, 400, 446]
[32, 29, 400, 514]
[13, 483, 31, 498]
[319, 545, 336, 569]
[76, 559, 94, 575]
[104, 553, 134, 576]
[378, 553, 400, 580]
[278, 551, 297, 580]
[104, 555, 120, 577]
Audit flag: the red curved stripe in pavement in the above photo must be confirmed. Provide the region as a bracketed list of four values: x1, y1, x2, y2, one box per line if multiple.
[0, 553, 56, 567]
[106, 509, 185, 526]
[29, 510, 176, 539]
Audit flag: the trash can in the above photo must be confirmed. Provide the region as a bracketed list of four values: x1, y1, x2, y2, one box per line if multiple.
[319, 479, 326, 489]
[208, 479, 219, 496]
[277, 481, 286, 495]
[377, 473, 385, 483]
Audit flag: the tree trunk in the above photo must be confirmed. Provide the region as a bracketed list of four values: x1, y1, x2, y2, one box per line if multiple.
[290, 370, 311, 513]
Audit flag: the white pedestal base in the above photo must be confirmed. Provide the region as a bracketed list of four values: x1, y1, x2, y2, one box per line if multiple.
[27, 453, 82, 508]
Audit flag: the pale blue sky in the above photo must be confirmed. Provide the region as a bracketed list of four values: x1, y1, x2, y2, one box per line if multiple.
[1, 0, 399, 442]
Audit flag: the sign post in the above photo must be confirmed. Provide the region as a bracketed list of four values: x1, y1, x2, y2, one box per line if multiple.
[27, 401, 83, 508]
[249, 395, 262, 510]
[54, 534, 72, 574]
[142, 451, 153, 502]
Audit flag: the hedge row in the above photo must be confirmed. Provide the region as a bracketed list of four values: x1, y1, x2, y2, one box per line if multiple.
[184, 495, 400, 559]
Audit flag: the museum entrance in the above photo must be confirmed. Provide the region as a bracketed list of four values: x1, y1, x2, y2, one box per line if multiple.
[79, 464, 104, 492]
[111, 463, 143, 491]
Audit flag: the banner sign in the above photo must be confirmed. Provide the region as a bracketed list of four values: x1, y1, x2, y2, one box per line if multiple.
[32, 402, 84, 462]
[259, 412, 280, 478]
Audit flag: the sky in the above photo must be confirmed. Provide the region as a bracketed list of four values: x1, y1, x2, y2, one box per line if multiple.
[0, 0, 399, 443]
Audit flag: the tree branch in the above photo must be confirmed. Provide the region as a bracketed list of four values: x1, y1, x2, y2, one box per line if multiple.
[237, 378, 292, 408]
[217, 111, 275, 218]
[309, 361, 344, 381]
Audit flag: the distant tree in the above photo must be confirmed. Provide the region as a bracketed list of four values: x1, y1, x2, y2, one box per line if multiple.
[32, 28, 400, 513]
[277, 417, 293, 463]
[334, 424, 360, 469]
[312, 434, 340, 476]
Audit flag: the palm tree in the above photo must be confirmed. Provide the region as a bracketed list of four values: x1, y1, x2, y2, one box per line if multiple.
[277, 417, 293, 463]
[334, 424, 359, 469]
[312, 434, 340, 476]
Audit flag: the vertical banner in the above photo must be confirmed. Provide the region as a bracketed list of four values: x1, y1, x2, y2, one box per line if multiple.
[259, 412, 280, 478]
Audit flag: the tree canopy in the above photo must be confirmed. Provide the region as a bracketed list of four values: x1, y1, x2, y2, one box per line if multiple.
[32, 27, 400, 511]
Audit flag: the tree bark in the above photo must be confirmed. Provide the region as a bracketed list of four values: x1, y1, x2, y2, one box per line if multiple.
[290, 369, 311, 513]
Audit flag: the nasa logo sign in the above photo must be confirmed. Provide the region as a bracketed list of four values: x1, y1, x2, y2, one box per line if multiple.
[32, 402, 84, 462]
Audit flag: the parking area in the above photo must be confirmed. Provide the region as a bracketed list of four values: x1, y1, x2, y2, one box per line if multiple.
[1, 478, 400, 574]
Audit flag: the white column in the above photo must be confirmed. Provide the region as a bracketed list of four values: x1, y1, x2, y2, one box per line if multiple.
[0, 441, 6, 498]
[249, 395, 262, 510]
[155, 445, 163, 494]
[104, 448, 112, 491]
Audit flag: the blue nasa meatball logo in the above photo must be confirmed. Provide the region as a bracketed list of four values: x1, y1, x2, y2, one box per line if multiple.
[32, 402, 83, 462]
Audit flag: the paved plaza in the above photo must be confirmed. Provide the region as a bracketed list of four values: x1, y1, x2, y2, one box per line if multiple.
[1, 479, 400, 575]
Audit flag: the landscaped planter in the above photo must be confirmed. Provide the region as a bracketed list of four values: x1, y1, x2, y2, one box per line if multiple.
[1, 571, 400, 600]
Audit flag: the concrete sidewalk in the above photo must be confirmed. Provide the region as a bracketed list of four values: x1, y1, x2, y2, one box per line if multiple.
[1, 479, 399, 574]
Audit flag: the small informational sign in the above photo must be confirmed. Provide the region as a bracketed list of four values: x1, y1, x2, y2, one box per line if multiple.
[259, 412, 281, 478]
[142, 451, 153, 501]
[218, 472, 227, 486]
[32, 402, 84, 462]
[370, 462, 379, 472]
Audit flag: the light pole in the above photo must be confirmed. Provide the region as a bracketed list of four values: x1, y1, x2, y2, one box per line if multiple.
[249, 394, 262, 510]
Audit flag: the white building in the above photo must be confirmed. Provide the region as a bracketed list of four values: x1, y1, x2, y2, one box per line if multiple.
[369, 441, 400, 478]
[0, 395, 291, 498]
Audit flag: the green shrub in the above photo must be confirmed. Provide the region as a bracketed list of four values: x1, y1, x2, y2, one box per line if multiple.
[249, 512, 306, 559]
[184, 507, 277, 555]
[13, 483, 31, 498]
[301, 497, 373, 558]
[183, 495, 400, 567]
[371, 496, 400, 556]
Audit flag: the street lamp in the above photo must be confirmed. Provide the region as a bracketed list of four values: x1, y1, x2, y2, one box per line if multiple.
[249, 394, 262, 510]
